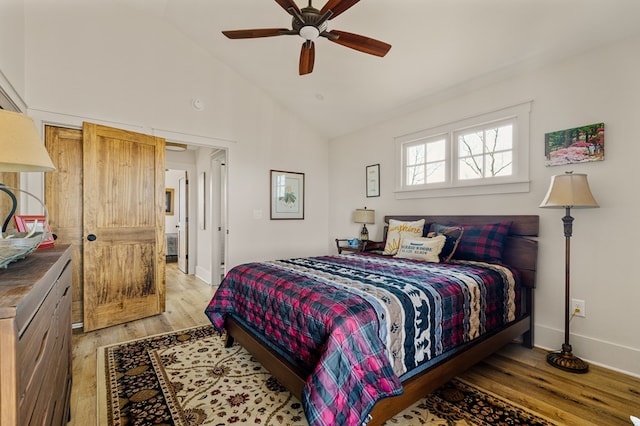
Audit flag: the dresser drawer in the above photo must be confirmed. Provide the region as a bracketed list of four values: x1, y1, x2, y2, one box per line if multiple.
[23, 360, 58, 425]
[0, 246, 72, 426]
[16, 282, 59, 421]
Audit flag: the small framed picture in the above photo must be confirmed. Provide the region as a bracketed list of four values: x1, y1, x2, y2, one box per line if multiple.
[14, 215, 55, 249]
[366, 164, 380, 197]
[165, 188, 175, 215]
[270, 170, 304, 220]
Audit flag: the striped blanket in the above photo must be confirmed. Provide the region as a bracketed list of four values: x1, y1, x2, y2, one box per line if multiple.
[205, 252, 518, 426]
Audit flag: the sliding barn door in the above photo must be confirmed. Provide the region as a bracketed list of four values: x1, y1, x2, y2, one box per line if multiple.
[82, 123, 166, 331]
[45, 126, 84, 324]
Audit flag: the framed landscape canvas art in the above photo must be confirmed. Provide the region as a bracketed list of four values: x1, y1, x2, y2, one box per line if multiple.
[544, 123, 604, 166]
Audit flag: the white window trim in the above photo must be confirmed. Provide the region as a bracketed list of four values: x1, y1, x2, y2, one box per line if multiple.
[394, 101, 532, 199]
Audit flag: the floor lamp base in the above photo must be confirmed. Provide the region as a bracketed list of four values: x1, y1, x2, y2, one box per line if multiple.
[547, 350, 589, 374]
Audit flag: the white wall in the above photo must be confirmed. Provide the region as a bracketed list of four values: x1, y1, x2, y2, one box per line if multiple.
[329, 34, 640, 377]
[0, 0, 27, 110]
[21, 0, 330, 274]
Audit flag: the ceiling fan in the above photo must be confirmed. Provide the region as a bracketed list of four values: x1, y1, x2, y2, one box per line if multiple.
[222, 0, 391, 75]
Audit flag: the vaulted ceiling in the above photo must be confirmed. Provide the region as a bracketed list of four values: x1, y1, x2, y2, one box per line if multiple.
[117, 0, 640, 138]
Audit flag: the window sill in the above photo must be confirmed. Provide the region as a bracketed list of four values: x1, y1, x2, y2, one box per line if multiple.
[394, 180, 530, 199]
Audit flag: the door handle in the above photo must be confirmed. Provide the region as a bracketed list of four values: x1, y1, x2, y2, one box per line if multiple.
[87, 234, 97, 241]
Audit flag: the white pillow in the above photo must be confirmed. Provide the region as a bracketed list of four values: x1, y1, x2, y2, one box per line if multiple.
[394, 235, 446, 262]
[383, 219, 425, 255]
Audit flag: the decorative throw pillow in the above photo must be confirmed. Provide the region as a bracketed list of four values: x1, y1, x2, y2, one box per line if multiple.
[451, 221, 512, 263]
[394, 235, 446, 262]
[427, 224, 464, 262]
[383, 219, 426, 255]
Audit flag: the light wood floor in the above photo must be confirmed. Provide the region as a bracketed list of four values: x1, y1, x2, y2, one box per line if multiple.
[68, 263, 640, 425]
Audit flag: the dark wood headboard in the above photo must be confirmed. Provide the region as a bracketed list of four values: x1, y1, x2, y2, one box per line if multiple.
[383, 215, 539, 289]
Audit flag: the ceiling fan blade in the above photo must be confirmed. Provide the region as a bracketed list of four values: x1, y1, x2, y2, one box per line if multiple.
[326, 30, 391, 57]
[320, 0, 360, 19]
[222, 28, 290, 39]
[299, 41, 315, 75]
[274, 0, 301, 16]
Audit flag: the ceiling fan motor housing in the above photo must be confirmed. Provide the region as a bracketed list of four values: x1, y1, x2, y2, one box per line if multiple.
[293, 6, 328, 40]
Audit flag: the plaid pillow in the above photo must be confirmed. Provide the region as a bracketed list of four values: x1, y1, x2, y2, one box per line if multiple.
[451, 221, 512, 263]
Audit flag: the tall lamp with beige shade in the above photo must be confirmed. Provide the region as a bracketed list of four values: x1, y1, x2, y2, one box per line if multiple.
[539, 171, 599, 373]
[0, 109, 56, 267]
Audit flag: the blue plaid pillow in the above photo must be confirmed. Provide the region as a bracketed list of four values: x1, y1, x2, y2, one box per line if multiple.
[451, 221, 512, 263]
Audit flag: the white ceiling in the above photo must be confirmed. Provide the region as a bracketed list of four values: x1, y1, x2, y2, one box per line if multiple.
[118, 0, 640, 139]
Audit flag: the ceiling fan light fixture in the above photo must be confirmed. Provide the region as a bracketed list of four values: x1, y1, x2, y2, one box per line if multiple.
[299, 25, 320, 40]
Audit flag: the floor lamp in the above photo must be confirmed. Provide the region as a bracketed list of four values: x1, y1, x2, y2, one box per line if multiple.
[539, 171, 598, 373]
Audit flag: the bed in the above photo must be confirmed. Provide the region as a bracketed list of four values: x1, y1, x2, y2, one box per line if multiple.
[205, 214, 538, 426]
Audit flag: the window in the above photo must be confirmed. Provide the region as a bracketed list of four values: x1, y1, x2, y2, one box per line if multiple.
[456, 120, 513, 180]
[395, 101, 531, 199]
[404, 136, 447, 185]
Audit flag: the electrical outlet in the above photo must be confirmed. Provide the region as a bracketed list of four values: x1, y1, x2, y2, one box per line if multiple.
[572, 299, 586, 318]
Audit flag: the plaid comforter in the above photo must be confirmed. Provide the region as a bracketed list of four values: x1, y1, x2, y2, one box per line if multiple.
[205, 253, 518, 426]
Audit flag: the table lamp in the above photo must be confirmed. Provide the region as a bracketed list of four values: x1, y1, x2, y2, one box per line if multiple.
[0, 110, 56, 267]
[354, 207, 375, 241]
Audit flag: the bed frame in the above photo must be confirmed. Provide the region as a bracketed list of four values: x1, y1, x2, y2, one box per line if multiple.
[224, 215, 539, 426]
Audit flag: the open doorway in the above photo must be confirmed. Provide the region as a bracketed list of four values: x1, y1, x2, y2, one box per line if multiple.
[166, 145, 228, 286]
[165, 168, 188, 272]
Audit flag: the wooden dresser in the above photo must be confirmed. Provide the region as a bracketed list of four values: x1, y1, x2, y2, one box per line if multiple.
[0, 245, 72, 425]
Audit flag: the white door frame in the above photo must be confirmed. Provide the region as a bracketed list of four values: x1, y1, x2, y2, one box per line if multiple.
[210, 150, 228, 285]
[177, 174, 189, 273]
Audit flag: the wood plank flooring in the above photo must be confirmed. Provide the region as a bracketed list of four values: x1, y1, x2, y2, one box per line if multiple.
[68, 263, 640, 425]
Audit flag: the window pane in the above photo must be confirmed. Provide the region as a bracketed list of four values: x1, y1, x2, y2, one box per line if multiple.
[406, 144, 425, 166]
[486, 151, 512, 176]
[458, 132, 483, 156]
[486, 125, 513, 151]
[426, 161, 446, 183]
[426, 139, 446, 162]
[459, 156, 483, 180]
[406, 165, 425, 185]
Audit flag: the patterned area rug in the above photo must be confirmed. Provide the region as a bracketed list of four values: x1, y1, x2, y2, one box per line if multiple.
[98, 325, 557, 425]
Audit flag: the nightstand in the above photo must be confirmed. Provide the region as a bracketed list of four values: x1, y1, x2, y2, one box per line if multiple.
[335, 238, 366, 254]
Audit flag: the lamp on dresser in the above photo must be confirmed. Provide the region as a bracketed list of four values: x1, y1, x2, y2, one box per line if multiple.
[539, 171, 599, 373]
[354, 207, 375, 241]
[0, 109, 56, 267]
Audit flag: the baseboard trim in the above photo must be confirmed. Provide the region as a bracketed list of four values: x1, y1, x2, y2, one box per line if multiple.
[195, 266, 212, 285]
[535, 324, 640, 378]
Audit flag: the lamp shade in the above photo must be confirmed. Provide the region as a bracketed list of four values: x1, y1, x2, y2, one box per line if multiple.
[539, 172, 599, 209]
[0, 110, 55, 172]
[354, 208, 375, 224]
